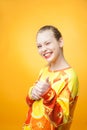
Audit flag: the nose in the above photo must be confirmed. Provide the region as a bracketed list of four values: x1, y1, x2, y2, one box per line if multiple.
[41, 45, 47, 52]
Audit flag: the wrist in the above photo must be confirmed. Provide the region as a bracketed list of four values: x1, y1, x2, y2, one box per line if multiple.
[41, 87, 56, 102]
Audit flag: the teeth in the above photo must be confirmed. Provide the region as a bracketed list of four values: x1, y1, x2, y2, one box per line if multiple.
[43, 52, 51, 56]
[45, 53, 48, 56]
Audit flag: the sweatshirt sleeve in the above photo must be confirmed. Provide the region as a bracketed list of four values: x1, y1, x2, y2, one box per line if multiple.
[41, 75, 79, 127]
[26, 87, 35, 107]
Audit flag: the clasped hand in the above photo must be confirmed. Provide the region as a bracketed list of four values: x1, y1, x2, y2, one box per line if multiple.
[31, 77, 50, 100]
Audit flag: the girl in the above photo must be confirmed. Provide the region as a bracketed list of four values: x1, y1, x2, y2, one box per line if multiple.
[23, 25, 79, 130]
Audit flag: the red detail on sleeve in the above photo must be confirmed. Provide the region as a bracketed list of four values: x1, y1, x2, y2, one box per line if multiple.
[41, 87, 63, 126]
[49, 103, 63, 126]
[41, 87, 56, 103]
[26, 95, 34, 106]
[25, 107, 32, 125]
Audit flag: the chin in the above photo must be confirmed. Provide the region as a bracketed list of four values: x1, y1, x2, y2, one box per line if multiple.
[46, 60, 53, 64]
[45, 57, 55, 64]
[47, 59, 57, 65]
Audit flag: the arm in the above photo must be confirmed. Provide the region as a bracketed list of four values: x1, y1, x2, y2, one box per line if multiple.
[26, 87, 35, 107]
[41, 76, 78, 127]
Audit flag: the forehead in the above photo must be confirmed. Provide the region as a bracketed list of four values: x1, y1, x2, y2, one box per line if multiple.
[36, 30, 54, 44]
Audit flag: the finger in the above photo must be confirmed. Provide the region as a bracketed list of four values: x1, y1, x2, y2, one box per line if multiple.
[35, 82, 44, 90]
[34, 84, 42, 92]
[32, 93, 40, 100]
[32, 87, 42, 96]
[37, 80, 48, 86]
[32, 95, 40, 100]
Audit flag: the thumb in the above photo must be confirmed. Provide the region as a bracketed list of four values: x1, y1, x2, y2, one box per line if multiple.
[45, 77, 49, 83]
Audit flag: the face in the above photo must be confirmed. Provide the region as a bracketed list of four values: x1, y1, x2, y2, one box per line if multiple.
[36, 30, 63, 64]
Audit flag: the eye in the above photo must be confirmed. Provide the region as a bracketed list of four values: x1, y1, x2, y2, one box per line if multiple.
[37, 45, 42, 48]
[45, 42, 51, 45]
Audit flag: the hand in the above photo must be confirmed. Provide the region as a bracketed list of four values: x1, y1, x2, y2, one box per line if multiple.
[31, 77, 50, 100]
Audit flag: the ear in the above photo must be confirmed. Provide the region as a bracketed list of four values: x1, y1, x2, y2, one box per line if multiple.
[58, 37, 64, 48]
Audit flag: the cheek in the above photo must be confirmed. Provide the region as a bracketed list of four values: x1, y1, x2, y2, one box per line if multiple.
[38, 49, 42, 55]
[54, 48, 59, 56]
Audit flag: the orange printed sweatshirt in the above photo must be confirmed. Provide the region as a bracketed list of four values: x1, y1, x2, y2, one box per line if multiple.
[23, 66, 79, 130]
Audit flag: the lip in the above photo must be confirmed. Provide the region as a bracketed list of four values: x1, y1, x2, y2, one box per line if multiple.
[43, 52, 53, 59]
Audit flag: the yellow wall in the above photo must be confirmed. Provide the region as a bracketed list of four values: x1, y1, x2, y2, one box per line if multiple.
[0, 0, 87, 130]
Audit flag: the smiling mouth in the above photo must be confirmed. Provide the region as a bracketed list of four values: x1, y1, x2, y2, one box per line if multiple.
[43, 52, 53, 59]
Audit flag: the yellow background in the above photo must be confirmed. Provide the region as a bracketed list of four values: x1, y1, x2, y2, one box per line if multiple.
[0, 0, 87, 130]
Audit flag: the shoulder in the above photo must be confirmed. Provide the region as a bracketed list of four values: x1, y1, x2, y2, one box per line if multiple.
[64, 67, 78, 81]
[65, 68, 79, 93]
[38, 64, 49, 77]
[64, 68, 79, 88]
[39, 64, 49, 73]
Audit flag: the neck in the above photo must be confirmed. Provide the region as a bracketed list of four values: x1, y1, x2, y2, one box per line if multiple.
[49, 54, 70, 71]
